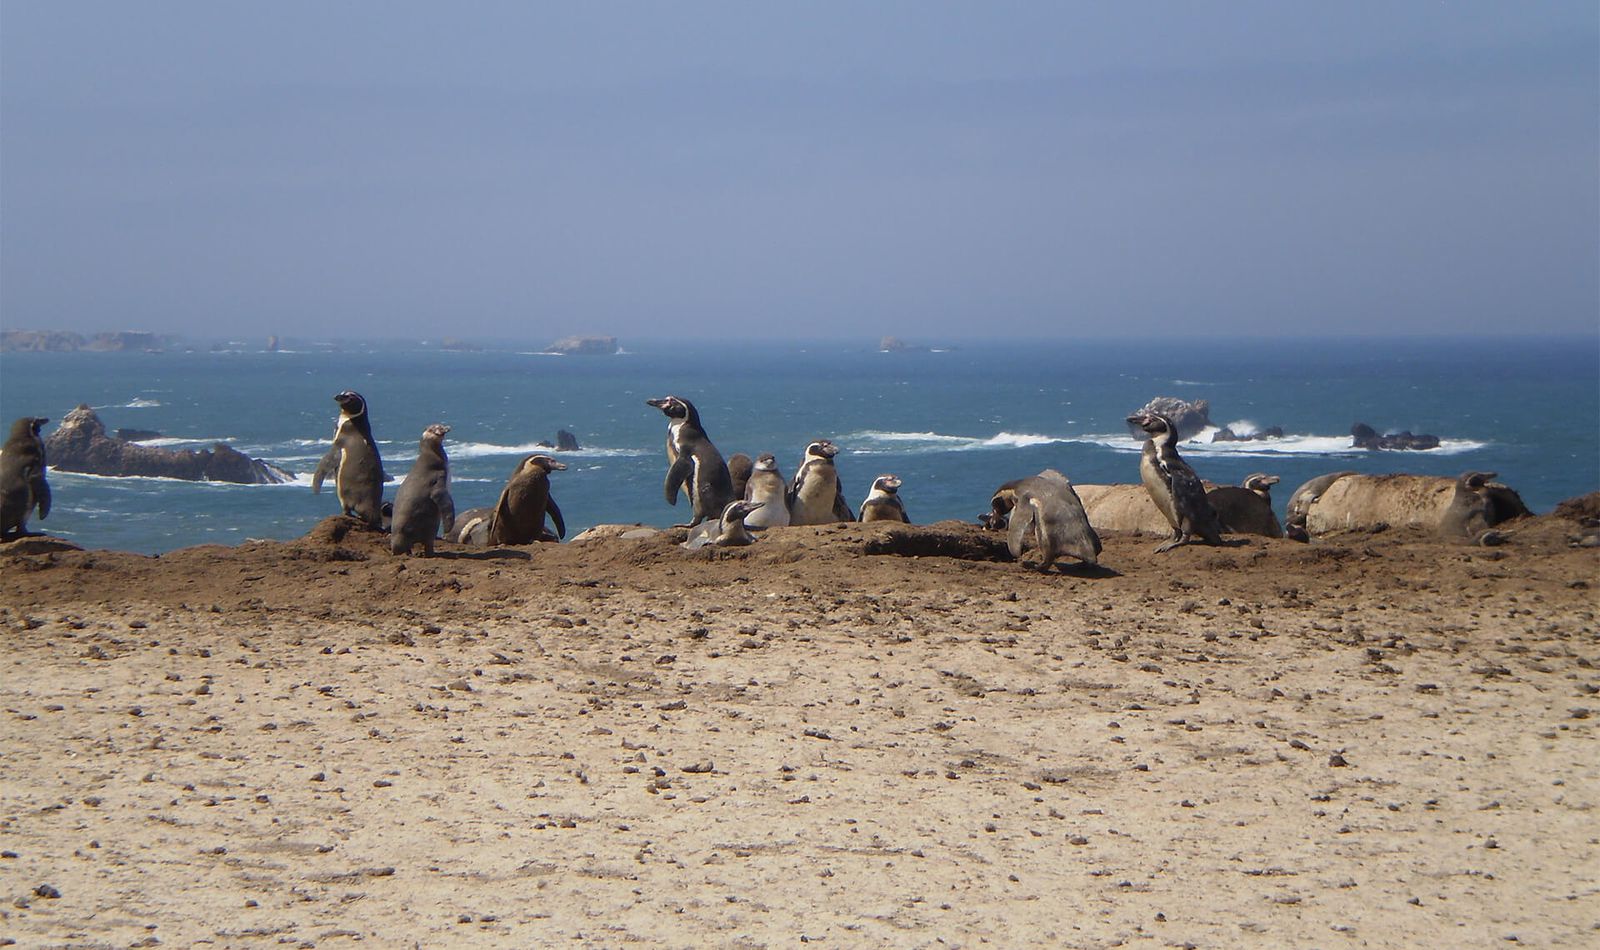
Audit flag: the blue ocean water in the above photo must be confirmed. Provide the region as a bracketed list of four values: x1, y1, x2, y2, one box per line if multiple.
[1, 337, 1595, 554]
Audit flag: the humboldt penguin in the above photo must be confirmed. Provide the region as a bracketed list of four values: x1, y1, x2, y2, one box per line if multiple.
[727, 453, 754, 504]
[985, 469, 1101, 570]
[389, 424, 456, 556]
[742, 453, 790, 529]
[788, 439, 853, 525]
[1127, 410, 1223, 553]
[646, 395, 733, 527]
[474, 453, 566, 545]
[312, 390, 385, 527]
[0, 416, 51, 539]
[683, 499, 765, 549]
[859, 474, 909, 523]
[1206, 473, 1283, 538]
[1283, 470, 1357, 541]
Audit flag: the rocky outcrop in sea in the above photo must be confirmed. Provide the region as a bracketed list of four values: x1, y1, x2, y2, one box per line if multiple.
[45, 405, 294, 484]
[1126, 397, 1213, 442]
[544, 335, 619, 356]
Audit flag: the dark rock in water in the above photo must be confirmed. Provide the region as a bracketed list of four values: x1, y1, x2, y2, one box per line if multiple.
[115, 428, 162, 442]
[46, 405, 294, 484]
[861, 521, 1013, 562]
[1211, 425, 1283, 443]
[535, 430, 582, 452]
[1351, 423, 1440, 451]
[545, 335, 619, 356]
[1127, 397, 1212, 442]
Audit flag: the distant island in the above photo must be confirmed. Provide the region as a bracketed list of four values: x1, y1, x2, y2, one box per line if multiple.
[879, 336, 931, 353]
[544, 335, 620, 356]
[1, 329, 173, 353]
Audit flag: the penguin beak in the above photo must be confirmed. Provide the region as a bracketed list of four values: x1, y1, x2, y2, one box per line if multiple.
[645, 397, 666, 409]
[547, 460, 568, 471]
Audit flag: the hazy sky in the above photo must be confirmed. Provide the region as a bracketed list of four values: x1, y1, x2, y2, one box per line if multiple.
[2, 2, 1596, 341]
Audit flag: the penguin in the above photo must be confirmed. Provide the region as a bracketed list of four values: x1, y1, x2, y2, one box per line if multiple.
[788, 439, 854, 525]
[683, 499, 765, 549]
[984, 469, 1101, 570]
[1206, 472, 1283, 538]
[727, 453, 754, 505]
[312, 390, 385, 528]
[389, 424, 455, 556]
[470, 453, 566, 545]
[859, 474, 910, 524]
[646, 396, 733, 527]
[0, 416, 51, 540]
[1127, 410, 1224, 553]
[742, 453, 791, 529]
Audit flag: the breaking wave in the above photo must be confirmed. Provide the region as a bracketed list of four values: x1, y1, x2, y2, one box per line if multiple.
[1075, 428, 1487, 458]
[840, 430, 1069, 455]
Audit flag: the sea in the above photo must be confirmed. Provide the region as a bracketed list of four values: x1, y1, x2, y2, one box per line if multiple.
[1, 336, 1595, 555]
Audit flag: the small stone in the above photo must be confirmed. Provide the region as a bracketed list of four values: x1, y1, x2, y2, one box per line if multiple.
[34, 884, 60, 899]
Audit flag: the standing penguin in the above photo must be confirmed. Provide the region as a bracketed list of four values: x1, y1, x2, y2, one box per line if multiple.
[312, 391, 385, 527]
[472, 453, 566, 545]
[0, 417, 51, 539]
[727, 453, 754, 504]
[742, 453, 791, 529]
[788, 439, 854, 525]
[1127, 410, 1223, 552]
[389, 424, 456, 556]
[646, 395, 733, 527]
[859, 474, 910, 523]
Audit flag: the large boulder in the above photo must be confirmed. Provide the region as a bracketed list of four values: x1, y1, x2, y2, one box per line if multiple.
[1126, 397, 1212, 442]
[1350, 423, 1440, 451]
[1290, 471, 1529, 542]
[45, 405, 294, 484]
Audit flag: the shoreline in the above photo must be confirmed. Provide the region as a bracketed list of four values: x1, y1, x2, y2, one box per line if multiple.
[2, 516, 1596, 945]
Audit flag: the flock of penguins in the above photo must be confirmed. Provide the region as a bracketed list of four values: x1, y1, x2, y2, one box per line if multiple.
[1, 389, 1270, 570]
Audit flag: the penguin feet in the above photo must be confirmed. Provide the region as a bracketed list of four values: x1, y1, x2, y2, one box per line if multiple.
[1154, 535, 1190, 554]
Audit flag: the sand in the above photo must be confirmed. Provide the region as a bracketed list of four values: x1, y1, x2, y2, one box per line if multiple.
[1, 514, 1596, 948]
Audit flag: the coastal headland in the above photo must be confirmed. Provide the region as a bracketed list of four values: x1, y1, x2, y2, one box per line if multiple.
[1, 515, 1596, 946]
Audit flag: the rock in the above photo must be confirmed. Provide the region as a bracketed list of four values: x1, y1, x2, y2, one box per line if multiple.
[45, 405, 294, 484]
[879, 336, 929, 353]
[1552, 492, 1600, 526]
[544, 335, 619, 356]
[535, 430, 582, 452]
[1127, 397, 1212, 441]
[1210, 425, 1283, 442]
[0, 536, 83, 556]
[3, 330, 171, 352]
[1350, 423, 1441, 451]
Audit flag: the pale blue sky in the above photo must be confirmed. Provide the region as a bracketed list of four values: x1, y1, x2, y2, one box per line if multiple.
[2, 2, 1595, 340]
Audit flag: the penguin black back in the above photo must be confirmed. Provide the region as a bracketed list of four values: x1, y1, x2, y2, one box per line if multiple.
[1, 416, 51, 539]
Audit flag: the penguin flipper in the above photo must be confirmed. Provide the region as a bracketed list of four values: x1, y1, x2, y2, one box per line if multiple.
[432, 483, 456, 537]
[32, 469, 50, 520]
[663, 456, 692, 505]
[832, 476, 855, 522]
[1006, 500, 1036, 561]
[311, 447, 338, 494]
[546, 496, 566, 540]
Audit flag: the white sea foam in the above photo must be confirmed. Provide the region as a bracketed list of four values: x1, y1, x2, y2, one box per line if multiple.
[841, 430, 1069, 455]
[1076, 429, 1487, 458]
[128, 436, 235, 448]
[92, 397, 163, 410]
[447, 441, 650, 459]
[49, 470, 309, 487]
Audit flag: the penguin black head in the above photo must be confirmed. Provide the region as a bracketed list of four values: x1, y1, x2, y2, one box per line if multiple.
[520, 454, 567, 475]
[1459, 471, 1498, 490]
[722, 499, 764, 522]
[9, 417, 48, 441]
[754, 453, 779, 471]
[646, 396, 690, 420]
[870, 474, 902, 494]
[1127, 411, 1174, 440]
[804, 439, 840, 460]
[1243, 473, 1279, 495]
[334, 391, 368, 417]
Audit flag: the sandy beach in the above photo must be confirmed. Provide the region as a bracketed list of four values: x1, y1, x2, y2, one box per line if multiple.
[2, 512, 1596, 948]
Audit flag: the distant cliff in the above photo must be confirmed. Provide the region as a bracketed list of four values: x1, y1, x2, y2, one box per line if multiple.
[1, 330, 172, 353]
[545, 335, 619, 356]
